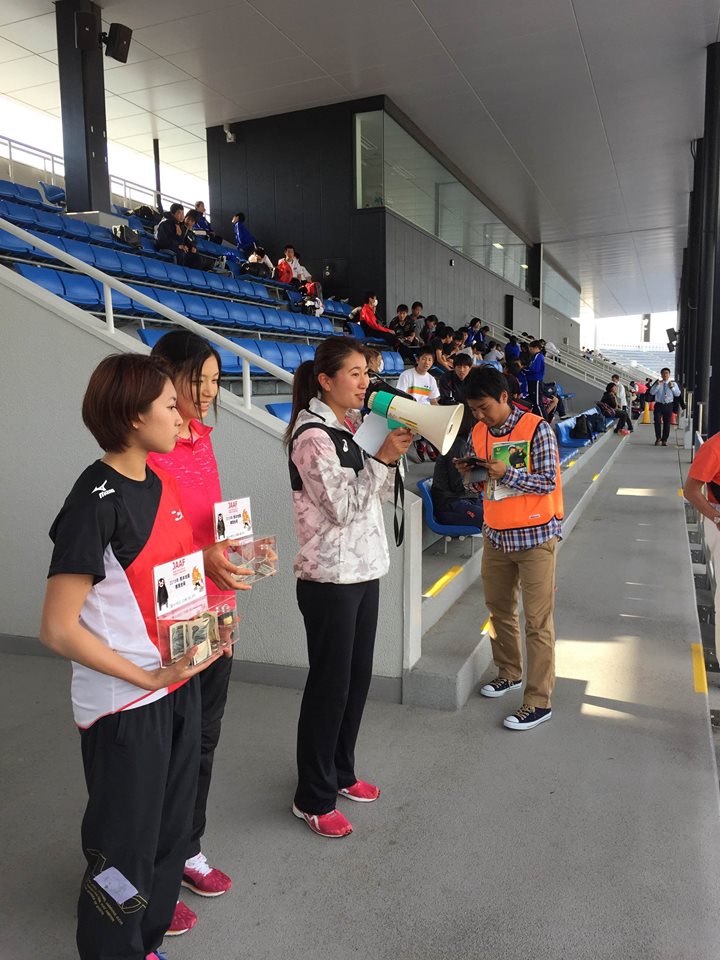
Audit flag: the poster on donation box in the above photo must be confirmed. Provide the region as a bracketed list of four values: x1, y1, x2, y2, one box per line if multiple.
[213, 497, 253, 543]
[153, 549, 207, 618]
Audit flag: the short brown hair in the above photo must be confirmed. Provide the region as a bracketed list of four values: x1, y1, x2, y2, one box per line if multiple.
[363, 345, 382, 362]
[82, 353, 171, 452]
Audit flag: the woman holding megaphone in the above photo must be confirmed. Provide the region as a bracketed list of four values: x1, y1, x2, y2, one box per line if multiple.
[285, 337, 413, 838]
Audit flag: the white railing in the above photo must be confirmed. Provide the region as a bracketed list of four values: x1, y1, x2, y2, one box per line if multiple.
[0, 215, 293, 408]
[0, 133, 196, 212]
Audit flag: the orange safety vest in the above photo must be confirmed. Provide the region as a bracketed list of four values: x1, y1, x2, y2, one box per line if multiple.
[472, 411, 563, 532]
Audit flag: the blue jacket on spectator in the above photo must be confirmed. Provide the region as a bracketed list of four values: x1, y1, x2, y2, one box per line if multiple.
[195, 213, 213, 233]
[505, 342, 521, 362]
[233, 220, 256, 250]
[526, 352, 545, 383]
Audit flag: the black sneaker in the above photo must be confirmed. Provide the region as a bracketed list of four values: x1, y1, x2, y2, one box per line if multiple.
[480, 678, 522, 698]
[503, 704, 552, 730]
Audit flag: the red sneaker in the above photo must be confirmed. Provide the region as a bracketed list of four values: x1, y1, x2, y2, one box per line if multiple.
[292, 803, 353, 837]
[338, 779, 381, 803]
[165, 900, 197, 937]
[181, 853, 232, 897]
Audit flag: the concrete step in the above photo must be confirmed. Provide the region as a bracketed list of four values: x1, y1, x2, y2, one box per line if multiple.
[404, 428, 628, 710]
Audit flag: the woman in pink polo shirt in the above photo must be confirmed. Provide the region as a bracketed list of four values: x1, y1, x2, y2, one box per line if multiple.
[148, 330, 251, 938]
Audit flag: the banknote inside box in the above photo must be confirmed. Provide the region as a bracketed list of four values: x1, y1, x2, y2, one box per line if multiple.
[157, 595, 239, 667]
[229, 535, 278, 584]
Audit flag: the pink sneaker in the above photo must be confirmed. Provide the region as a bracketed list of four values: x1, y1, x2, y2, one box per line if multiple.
[292, 803, 353, 837]
[338, 779, 381, 803]
[181, 853, 232, 897]
[165, 900, 197, 936]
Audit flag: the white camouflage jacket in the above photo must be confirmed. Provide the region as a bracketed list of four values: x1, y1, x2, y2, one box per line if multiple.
[290, 398, 396, 584]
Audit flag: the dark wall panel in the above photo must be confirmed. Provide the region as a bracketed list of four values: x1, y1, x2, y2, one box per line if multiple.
[385, 211, 531, 330]
[207, 98, 386, 303]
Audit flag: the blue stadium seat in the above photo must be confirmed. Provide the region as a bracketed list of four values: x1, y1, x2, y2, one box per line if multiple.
[118, 252, 148, 280]
[225, 301, 251, 327]
[278, 343, 302, 372]
[204, 272, 226, 294]
[260, 307, 285, 332]
[144, 258, 170, 284]
[297, 343, 316, 364]
[319, 317, 335, 336]
[275, 313, 299, 335]
[256, 341, 283, 370]
[347, 320, 384, 344]
[285, 289, 303, 311]
[250, 282, 274, 302]
[16, 184, 53, 208]
[0, 228, 33, 257]
[39, 181, 66, 206]
[243, 304, 265, 328]
[129, 284, 160, 315]
[165, 263, 192, 288]
[3, 200, 38, 228]
[136, 328, 167, 349]
[219, 276, 240, 296]
[229, 338, 264, 374]
[214, 346, 242, 375]
[33, 209, 65, 234]
[293, 315, 310, 335]
[28, 231, 66, 261]
[555, 417, 590, 448]
[86, 224, 115, 246]
[234, 278, 258, 301]
[184, 267, 210, 292]
[204, 297, 231, 325]
[305, 316, 323, 336]
[94, 280, 135, 314]
[92, 246, 123, 274]
[153, 287, 185, 316]
[416, 478, 482, 543]
[266, 402, 293, 423]
[179, 293, 209, 322]
[0, 180, 20, 202]
[62, 216, 91, 240]
[62, 238, 96, 268]
[61, 273, 101, 308]
[14, 263, 65, 297]
[386, 352, 405, 375]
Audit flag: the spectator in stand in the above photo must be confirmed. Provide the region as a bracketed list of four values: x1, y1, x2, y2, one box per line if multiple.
[429, 327, 455, 372]
[359, 292, 397, 348]
[156, 203, 202, 268]
[231, 212, 257, 258]
[508, 360, 528, 397]
[192, 201, 217, 241]
[471, 342, 485, 366]
[431, 409, 484, 530]
[540, 338, 560, 360]
[505, 373, 532, 413]
[242, 246, 274, 278]
[390, 304, 421, 362]
[504, 335, 521, 363]
[485, 341, 505, 364]
[439, 353, 473, 405]
[275, 244, 310, 285]
[397, 347, 440, 462]
[410, 301, 426, 337]
[419, 314, 439, 345]
[600, 382, 633, 435]
[525, 340, 546, 413]
[650, 368, 680, 446]
[364, 346, 409, 401]
[466, 318, 483, 347]
[452, 330, 467, 354]
[610, 373, 630, 423]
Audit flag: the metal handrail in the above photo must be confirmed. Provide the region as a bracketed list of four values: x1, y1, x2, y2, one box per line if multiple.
[0, 215, 293, 409]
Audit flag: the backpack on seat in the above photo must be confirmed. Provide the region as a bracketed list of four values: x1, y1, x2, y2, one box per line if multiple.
[569, 414, 592, 441]
[587, 412, 606, 434]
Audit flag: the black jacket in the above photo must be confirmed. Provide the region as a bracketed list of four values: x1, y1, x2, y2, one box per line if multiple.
[156, 217, 184, 254]
[438, 370, 467, 405]
[431, 434, 473, 511]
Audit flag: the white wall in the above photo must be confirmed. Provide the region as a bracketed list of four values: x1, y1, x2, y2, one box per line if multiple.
[0, 270, 406, 680]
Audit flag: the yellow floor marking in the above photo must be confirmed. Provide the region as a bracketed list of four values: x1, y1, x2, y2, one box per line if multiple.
[423, 565, 463, 599]
[678, 488, 683, 497]
[481, 618, 491, 634]
[691, 643, 708, 694]
[592, 473, 600, 481]
[567, 459, 577, 467]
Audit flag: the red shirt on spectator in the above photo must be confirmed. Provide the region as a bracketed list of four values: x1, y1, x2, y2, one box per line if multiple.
[360, 303, 393, 334]
[275, 259, 293, 284]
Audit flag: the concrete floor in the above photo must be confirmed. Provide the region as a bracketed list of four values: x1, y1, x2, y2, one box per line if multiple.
[3, 427, 720, 960]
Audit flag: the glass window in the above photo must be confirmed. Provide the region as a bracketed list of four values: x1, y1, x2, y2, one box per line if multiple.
[543, 263, 581, 319]
[355, 110, 529, 290]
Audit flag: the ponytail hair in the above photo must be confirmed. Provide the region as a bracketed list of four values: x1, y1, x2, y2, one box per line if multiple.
[284, 336, 365, 443]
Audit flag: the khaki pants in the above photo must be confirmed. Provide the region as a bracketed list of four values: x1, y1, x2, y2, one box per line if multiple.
[481, 536, 557, 708]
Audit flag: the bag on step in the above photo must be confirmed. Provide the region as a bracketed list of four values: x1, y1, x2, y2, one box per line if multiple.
[569, 414, 593, 441]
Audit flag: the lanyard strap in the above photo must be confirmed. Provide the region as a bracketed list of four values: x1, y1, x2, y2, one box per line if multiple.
[393, 460, 405, 547]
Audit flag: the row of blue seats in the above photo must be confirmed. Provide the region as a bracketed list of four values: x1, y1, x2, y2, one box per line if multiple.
[0, 203, 173, 259]
[555, 408, 614, 450]
[0, 179, 61, 212]
[284, 287, 351, 321]
[13, 264, 337, 336]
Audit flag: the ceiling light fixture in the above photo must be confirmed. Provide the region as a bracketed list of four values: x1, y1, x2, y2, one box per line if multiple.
[520, 263, 529, 269]
[492, 242, 504, 250]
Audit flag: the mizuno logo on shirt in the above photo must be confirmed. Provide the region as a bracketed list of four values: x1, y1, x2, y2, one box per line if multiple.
[92, 480, 116, 499]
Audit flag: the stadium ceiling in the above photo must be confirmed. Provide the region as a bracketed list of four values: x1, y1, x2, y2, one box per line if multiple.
[0, 0, 717, 316]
